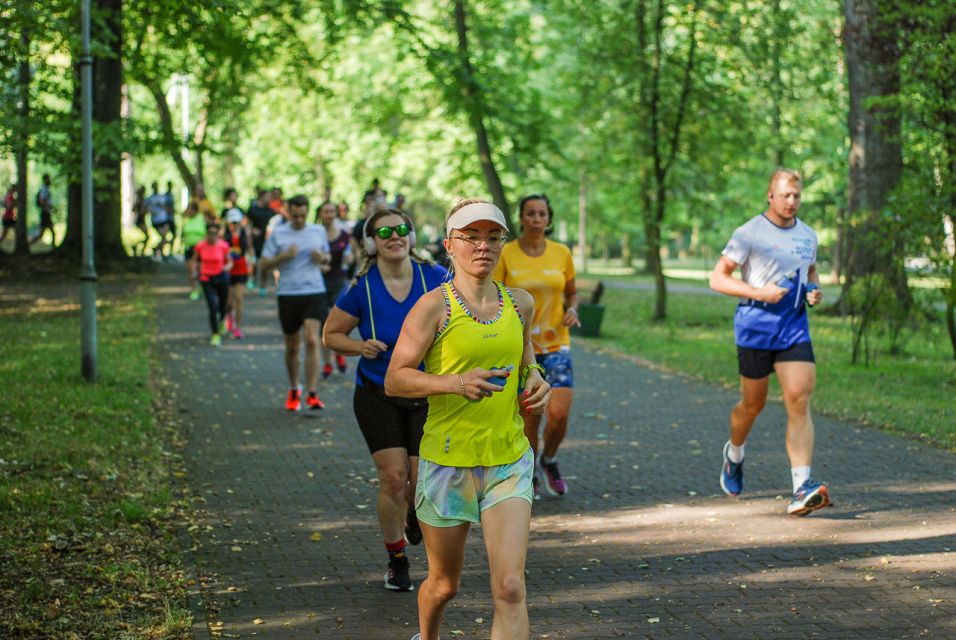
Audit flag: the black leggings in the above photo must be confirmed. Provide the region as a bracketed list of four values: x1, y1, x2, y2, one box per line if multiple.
[201, 273, 231, 333]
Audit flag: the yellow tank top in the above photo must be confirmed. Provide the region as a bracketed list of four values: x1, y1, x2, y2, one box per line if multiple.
[420, 281, 528, 467]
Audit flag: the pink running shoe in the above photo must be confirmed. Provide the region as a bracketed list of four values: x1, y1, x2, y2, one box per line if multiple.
[232, 327, 244, 339]
[540, 458, 568, 496]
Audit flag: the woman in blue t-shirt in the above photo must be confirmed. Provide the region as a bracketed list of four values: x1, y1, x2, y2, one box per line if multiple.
[322, 208, 447, 593]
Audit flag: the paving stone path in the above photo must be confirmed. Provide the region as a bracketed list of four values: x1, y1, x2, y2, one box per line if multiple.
[153, 266, 956, 639]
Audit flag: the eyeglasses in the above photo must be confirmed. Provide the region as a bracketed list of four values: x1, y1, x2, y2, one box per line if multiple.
[374, 223, 411, 240]
[449, 234, 508, 249]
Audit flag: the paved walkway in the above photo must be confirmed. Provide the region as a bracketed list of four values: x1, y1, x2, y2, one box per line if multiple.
[153, 266, 956, 639]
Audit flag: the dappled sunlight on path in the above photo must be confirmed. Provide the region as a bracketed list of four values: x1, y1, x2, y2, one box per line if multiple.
[152, 265, 956, 639]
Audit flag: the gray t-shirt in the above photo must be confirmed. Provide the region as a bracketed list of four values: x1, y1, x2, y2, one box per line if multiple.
[722, 213, 818, 349]
[722, 214, 818, 294]
[262, 223, 330, 296]
[146, 193, 169, 224]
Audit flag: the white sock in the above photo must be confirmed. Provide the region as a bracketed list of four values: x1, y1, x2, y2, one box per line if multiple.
[726, 441, 745, 464]
[791, 465, 811, 493]
[540, 454, 556, 465]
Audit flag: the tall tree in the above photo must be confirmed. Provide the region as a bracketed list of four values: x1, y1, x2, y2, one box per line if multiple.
[842, 0, 908, 301]
[637, 0, 699, 320]
[890, 0, 956, 357]
[452, 0, 510, 217]
[14, 27, 31, 256]
[125, 0, 315, 198]
[90, 0, 125, 260]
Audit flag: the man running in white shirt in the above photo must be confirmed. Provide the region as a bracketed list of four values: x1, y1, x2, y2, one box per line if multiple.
[259, 194, 332, 412]
[710, 168, 830, 516]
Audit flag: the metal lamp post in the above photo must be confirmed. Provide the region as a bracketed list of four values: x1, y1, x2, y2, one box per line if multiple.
[80, 0, 97, 382]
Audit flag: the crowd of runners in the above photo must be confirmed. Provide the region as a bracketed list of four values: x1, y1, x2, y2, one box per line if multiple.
[175, 169, 830, 640]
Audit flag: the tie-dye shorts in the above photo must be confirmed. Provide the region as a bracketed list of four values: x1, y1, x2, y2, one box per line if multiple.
[415, 448, 534, 527]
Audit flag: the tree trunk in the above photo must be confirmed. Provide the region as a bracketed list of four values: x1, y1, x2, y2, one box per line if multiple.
[770, 0, 785, 166]
[193, 102, 209, 189]
[831, 205, 845, 286]
[91, 0, 126, 261]
[453, 0, 511, 224]
[640, 171, 655, 275]
[224, 148, 236, 189]
[14, 29, 30, 256]
[63, 54, 83, 253]
[621, 232, 632, 268]
[651, 180, 667, 320]
[842, 0, 908, 302]
[946, 244, 956, 359]
[144, 79, 198, 192]
[577, 167, 587, 274]
[636, 0, 697, 320]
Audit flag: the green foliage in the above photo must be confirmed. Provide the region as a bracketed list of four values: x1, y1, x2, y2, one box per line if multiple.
[7, 0, 951, 356]
[845, 272, 917, 363]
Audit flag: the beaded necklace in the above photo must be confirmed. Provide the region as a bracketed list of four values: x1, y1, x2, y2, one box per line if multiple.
[449, 281, 503, 324]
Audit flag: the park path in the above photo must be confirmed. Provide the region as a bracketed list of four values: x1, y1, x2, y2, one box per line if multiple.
[152, 265, 956, 640]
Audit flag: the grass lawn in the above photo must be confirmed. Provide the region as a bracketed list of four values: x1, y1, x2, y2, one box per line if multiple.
[0, 276, 191, 639]
[579, 276, 956, 449]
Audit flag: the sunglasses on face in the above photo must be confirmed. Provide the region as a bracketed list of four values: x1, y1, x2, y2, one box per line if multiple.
[374, 223, 411, 240]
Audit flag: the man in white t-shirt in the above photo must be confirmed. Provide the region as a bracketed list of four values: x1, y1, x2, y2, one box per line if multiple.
[709, 168, 829, 516]
[146, 182, 171, 260]
[260, 194, 332, 413]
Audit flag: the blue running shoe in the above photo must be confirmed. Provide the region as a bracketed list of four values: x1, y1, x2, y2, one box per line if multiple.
[719, 441, 743, 496]
[787, 479, 830, 516]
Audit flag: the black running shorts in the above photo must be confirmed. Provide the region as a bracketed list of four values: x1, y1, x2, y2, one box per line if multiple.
[737, 342, 815, 379]
[277, 294, 329, 335]
[353, 381, 427, 456]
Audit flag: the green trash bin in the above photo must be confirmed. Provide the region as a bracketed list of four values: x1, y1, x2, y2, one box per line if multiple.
[570, 303, 605, 337]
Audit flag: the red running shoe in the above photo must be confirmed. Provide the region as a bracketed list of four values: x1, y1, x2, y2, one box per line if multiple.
[322, 363, 333, 379]
[336, 354, 347, 373]
[285, 387, 302, 412]
[306, 391, 325, 411]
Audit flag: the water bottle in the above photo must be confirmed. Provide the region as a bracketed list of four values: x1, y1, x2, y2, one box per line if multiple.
[806, 282, 819, 307]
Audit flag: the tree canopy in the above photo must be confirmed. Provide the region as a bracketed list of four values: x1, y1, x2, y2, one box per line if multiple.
[2, 0, 955, 351]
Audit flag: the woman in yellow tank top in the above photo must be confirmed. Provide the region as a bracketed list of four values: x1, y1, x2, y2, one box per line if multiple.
[386, 199, 551, 640]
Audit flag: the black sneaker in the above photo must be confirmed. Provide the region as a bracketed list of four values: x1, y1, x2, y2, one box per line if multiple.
[385, 554, 413, 591]
[405, 508, 423, 545]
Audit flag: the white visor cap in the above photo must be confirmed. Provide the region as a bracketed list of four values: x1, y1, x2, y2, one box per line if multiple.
[445, 202, 509, 237]
[225, 208, 244, 224]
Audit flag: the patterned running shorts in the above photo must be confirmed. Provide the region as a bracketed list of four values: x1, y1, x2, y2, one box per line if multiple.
[415, 448, 534, 527]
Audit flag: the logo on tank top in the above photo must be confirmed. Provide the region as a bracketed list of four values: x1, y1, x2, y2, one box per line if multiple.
[483, 332, 499, 339]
